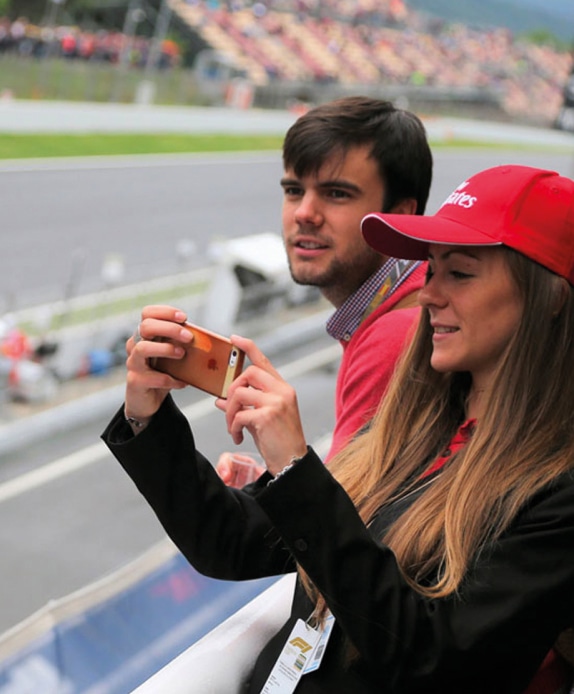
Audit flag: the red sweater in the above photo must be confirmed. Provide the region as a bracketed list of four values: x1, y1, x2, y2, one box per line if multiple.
[326, 263, 425, 461]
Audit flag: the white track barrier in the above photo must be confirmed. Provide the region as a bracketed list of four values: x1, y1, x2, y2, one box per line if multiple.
[132, 573, 297, 694]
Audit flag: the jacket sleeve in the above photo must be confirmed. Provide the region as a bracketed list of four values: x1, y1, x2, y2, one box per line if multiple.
[256, 449, 574, 693]
[101, 395, 296, 581]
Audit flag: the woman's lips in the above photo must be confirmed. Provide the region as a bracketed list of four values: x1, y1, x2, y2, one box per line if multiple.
[431, 324, 459, 340]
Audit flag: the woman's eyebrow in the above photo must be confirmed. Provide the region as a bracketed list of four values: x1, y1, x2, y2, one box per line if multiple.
[428, 248, 482, 261]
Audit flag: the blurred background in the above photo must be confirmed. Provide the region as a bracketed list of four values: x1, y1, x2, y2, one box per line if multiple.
[0, 0, 572, 127]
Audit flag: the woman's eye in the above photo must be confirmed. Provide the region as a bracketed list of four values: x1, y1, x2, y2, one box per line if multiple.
[451, 270, 472, 279]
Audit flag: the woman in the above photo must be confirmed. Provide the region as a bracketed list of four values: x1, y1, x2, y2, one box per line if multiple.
[102, 165, 574, 693]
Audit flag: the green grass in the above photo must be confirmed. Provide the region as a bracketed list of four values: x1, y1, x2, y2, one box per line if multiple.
[1, 133, 570, 160]
[0, 133, 285, 159]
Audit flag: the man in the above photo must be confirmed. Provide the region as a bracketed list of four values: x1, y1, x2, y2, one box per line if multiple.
[219, 95, 433, 481]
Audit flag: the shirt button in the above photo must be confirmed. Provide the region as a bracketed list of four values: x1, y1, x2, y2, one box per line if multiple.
[294, 539, 308, 552]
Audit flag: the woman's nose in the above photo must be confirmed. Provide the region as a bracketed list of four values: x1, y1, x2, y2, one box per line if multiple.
[419, 276, 446, 309]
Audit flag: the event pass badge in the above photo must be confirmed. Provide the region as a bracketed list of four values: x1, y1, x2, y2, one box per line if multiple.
[260, 613, 335, 693]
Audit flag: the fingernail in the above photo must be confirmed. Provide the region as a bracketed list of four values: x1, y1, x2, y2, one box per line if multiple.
[175, 311, 186, 322]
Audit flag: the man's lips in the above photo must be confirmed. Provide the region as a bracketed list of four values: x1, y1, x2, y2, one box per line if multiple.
[291, 236, 330, 252]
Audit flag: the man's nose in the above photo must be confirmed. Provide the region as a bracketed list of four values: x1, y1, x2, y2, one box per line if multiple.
[294, 193, 323, 226]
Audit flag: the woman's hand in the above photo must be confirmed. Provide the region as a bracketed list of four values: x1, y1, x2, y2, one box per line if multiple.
[216, 335, 308, 477]
[124, 305, 193, 426]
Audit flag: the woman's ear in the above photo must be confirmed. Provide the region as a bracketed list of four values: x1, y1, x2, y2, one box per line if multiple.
[552, 277, 570, 317]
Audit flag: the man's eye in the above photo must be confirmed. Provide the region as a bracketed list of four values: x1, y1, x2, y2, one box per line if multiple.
[283, 186, 302, 196]
[328, 189, 351, 199]
[451, 271, 472, 279]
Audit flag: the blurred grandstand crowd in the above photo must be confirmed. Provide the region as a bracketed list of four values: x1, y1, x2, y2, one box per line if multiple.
[1, 0, 573, 125]
[0, 14, 181, 68]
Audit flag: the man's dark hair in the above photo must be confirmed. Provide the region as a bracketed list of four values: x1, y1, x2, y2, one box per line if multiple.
[282, 96, 433, 215]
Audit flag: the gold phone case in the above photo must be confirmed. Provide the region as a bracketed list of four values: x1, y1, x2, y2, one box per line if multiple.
[152, 323, 245, 398]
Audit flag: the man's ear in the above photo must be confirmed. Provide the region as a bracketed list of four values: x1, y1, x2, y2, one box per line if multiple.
[389, 198, 417, 215]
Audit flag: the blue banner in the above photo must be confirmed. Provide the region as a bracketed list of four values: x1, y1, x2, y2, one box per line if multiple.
[0, 551, 277, 693]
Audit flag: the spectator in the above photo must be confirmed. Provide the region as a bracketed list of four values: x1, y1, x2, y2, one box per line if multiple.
[102, 164, 574, 693]
[217, 95, 432, 483]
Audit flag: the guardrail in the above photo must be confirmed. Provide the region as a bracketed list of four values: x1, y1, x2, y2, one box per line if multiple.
[10, 268, 213, 338]
[0, 426, 334, 692]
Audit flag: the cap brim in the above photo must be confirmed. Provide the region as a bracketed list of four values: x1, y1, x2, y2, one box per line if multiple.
[361, 212, 501, 259]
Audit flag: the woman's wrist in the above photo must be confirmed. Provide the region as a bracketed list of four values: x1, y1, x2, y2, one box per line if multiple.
[267, 449, 308, 485]
[124, 408, 152, 435]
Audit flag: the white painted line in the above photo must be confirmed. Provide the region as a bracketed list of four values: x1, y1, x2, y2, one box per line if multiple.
[0, 152, 280, 174]
[0, 442, 106, 504]
[0, 346, 339, 504]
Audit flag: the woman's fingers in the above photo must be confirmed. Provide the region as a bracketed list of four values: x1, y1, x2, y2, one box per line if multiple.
[124, 305, 193, 420]
[230, 335, 283, 379]
[127, 306, 189, 355]
[129, 336, 184, 366]
[221, 368, 306, 470]
[127, 305, 192, 368]
[138, 317, 192, 345]
[141, 305, 187, 323]
[223, 364, 286, 428]
[221, 340, 293, 447]
[214, 339, 308, 469]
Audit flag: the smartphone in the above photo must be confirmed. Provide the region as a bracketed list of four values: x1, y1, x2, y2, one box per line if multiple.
[151, 322, 245, 398]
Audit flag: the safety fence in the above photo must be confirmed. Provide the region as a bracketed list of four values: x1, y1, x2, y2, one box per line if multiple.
[0, 434, 333, 693]
[0, 538, 278, 693]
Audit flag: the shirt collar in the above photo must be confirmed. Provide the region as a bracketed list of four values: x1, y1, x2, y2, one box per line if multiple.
[327, 259, 421, 342]
[422, 418, 477, 479]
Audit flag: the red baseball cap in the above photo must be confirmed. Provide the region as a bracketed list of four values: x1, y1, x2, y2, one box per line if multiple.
[362, 165, 574, 285]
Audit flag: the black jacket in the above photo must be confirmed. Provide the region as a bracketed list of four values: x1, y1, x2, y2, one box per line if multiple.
[102, 396, 574, 693]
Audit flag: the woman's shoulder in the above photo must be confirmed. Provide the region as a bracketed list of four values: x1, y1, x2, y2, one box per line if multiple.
[522, 469, 574, 519]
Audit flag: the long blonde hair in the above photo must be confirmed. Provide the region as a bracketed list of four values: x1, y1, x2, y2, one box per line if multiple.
[305, 248, 574, 605]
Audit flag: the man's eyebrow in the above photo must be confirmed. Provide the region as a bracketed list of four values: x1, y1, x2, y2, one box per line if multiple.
[280, 176, 362, 193]
[318, 179, 362, 192]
